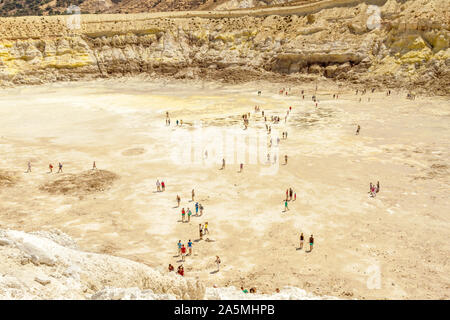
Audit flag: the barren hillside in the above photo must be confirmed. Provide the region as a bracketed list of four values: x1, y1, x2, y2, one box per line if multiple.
[0, 0, 305, 16]
[0, 0, 449, 93]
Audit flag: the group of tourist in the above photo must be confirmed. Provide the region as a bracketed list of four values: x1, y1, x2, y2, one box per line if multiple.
[177, 239, 194, 261]
[199, 222, 209, 240]
[299, 233, 314, 252]
[279, 87, 291, 95]
[156, 179, 166, 192]
[26, 161, 97, 173]
[168, 264, 184, 276]
[161, 85, 388, 281]
[180, 205, 205, 223]
[285, 188, 296, 201]
[241, 286, 258, 294]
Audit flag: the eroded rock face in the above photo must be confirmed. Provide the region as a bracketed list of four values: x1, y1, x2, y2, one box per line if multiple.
[0, 0, 448, 94]
[0, 229, 206, 299]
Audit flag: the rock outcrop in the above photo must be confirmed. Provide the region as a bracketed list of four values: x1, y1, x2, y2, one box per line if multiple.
[0, 228, 205, 299]
[0, 0, 448, 94]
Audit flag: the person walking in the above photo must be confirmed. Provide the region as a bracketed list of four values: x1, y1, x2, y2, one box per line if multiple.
[369, 183, 376, 197]
[199, 224, 203, 240]
[356, 125, 360, 135]
[284, 200, 289, 212]
[156, 179, 161, 192]
[191, 189, 195, 202]
[187, 208, 192, 222]
[181, 208, 186, 222]
[199, 203, 204, 216]
[188, 239, 193, 256]
[177, 265, 184, 276]
[177, 195, 181, 207]
[92, 161, 97, 170]
[309, 235, 314, 252]
[177, 240, 182, 256]
[215, 256, 221, 272]
[181, 244, 187, 261]
[57, 162, 63, 173]
[26, 161, 31, 173]
[195, 202, 199, 215]
[299, 233, 304, 249]
[204, 222, 209, 235]
[49, 163, 53, 173]
[285, 155, 288, 165]
[161, 181, 165, 191]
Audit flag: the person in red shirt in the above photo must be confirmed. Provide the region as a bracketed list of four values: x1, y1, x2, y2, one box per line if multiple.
[181, 208, 185, 222]
[49, 163, 53, 173]
[161, 181, 165, 191]
[181, 245, 186, 261]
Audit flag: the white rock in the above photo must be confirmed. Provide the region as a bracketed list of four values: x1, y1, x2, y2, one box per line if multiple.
[34, 276, 51, 286]
[0, 238, 12, 246]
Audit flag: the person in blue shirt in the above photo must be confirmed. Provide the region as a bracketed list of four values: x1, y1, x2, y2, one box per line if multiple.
[177, 240, 182, 256]
[188, 240, 193, 255]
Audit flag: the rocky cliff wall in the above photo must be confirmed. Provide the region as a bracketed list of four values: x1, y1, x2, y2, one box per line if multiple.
[0, 0, 448, 93]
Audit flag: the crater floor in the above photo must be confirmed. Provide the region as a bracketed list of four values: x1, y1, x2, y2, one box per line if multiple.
[0, 78, 448, 299]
